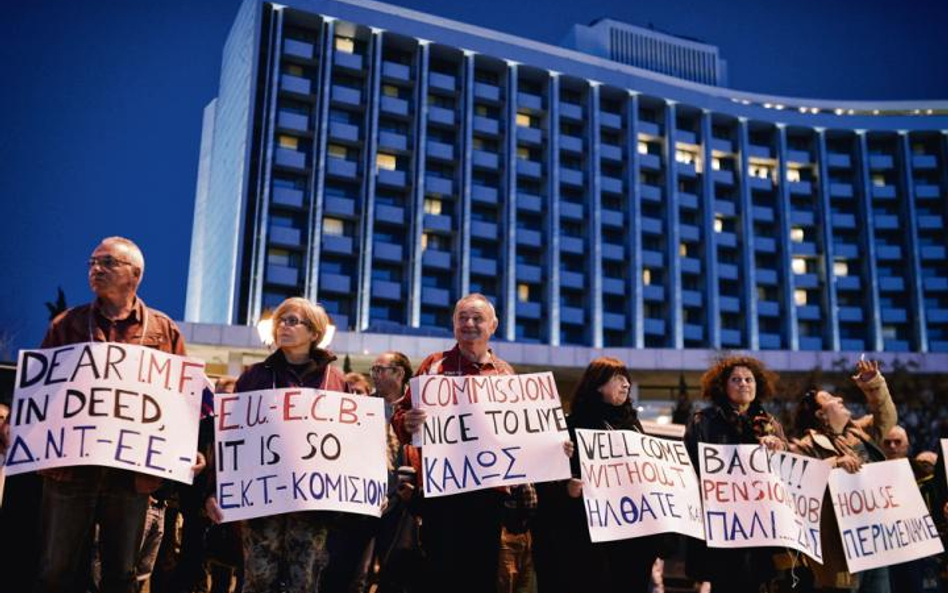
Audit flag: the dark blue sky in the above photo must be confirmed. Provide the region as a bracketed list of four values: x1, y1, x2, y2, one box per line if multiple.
[1, 0, 946, 356]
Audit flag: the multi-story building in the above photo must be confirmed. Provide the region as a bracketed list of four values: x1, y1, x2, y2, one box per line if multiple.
[562, 18, 727, 87]
[185, 0, 948, 369]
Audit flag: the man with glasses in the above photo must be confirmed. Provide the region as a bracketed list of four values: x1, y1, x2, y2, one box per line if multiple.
[31, 236, 192, 593]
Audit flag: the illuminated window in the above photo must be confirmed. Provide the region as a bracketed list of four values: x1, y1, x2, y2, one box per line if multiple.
[327, 144, 347, 159]
[679, 243, 688, 257]
[334, 36, 355, 54]
[278, 135, 299, 150]
[834, 261, 849, 276]
[786, 168, 802, 183]
[638, 141, 649, 155]
[642, 269, 652, 285]
[675, 149, 695, 165]
[714, 217, 724, 233]
[712, 158, 722, 171]
[382, 85, 399, 97]
[421, 234, 429, 250]
[792, 258, 807, 275]
[285, 64, 304, 77]
[750, 165, 771, 179]
[516, 112, 532, 127]
[517, 147, 530, 160]
[376, 153, 397, 171]
[424, 198, 442, 215]
[324, 218, 344, 236]
[518, 283, 530, 302]
[794, 290, 808, 306]
[872, 174, 886, 187]
[882, 325, 897, 339]
[790, 227, 805, 243]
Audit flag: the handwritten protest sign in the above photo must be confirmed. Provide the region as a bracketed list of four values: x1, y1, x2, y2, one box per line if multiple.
[829, 458, 943, 573]
[577, 428, 704, 542]
[214, 388, 387, 522]
[698, 444, 830, 562]
[5, 343, 205, 483]
[410, 372, 571, 497]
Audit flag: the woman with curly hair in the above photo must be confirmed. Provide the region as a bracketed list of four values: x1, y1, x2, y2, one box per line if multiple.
[791, 359, 896, 593]
[684, 355, 788, 593]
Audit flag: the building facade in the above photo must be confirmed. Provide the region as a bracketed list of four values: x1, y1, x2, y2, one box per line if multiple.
[562, 18, 727, 87]
[186, 0, 948, 356]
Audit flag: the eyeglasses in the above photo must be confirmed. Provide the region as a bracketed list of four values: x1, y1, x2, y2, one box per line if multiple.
[371, 365, 398, 374]
[276, 316, 309, 328]
[88, 256, 135, 269]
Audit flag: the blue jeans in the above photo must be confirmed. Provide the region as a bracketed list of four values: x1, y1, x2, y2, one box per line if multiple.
[34, 470, 149, 593]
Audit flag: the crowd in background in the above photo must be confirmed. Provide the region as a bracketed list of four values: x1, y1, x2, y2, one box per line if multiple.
[1, 235, 948, 593]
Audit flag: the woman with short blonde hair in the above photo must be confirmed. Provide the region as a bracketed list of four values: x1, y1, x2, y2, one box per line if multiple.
[270, 296, 331, 346]
[206, 296, 348, 592]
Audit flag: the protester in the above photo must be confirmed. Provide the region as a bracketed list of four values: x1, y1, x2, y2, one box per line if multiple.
[322, 370, 380, 593]
[791, 359, 896, 593]
[683, 355, 787, 593]
[345, 372, 372, 396]
[183, 376, 242, 593]
[14, 236, 204, 593]
[392, 293, 572, 593]
[882, 425, 910, 460]
[559, 357, 662, 593]
[876, 424, 942, 593]
[370, 351, 424, 593]
[205, 297, 348, 593]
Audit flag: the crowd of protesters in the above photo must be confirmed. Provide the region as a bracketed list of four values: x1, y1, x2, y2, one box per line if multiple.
[1, 236, 948, 593]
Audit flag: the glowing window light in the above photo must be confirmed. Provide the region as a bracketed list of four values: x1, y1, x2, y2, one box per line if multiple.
[792, 258, 807, 275]
[794, 289, 808, 306]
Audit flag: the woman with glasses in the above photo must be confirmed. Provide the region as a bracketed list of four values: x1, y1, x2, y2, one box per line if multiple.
[791, 359, 896, 593]
[206, 297, 348, 593]
[683, 355, 788, 593]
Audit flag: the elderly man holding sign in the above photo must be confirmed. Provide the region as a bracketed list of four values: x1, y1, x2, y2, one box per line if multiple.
[393, 293, 572, 593]
[0, 237, 205, 593]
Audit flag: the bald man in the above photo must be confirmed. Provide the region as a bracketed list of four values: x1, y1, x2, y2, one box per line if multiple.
[882, 425, 910, 460]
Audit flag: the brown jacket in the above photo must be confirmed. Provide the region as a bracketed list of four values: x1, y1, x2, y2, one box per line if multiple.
[38, 298, 187, 494]
[791, 373, 896, 589]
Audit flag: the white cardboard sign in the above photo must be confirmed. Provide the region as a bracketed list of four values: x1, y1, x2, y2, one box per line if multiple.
[577, 428, 705, 542]
[829, 458, 944, 573]
[410, 372, 571, 497]
[5, 343, 205, 484]
[213, 387, 388, 522]
[699, 443, 831, 563]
